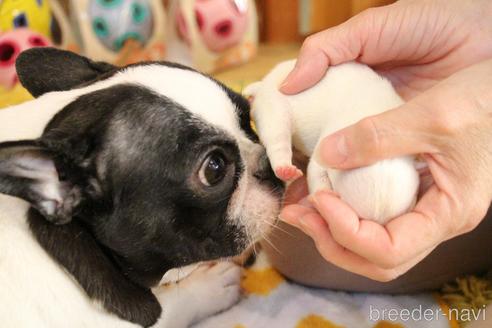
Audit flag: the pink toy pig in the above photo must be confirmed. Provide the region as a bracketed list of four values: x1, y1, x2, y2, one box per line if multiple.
[177, 0, 249, 53]
[0, 28, 52, 89]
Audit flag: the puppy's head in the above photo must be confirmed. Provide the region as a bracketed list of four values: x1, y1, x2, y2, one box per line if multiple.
[0, 48, 283, 286]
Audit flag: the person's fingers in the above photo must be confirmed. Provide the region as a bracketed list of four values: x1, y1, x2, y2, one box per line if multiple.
[279, 17, 364, 95]
[314, 103, 438, 169]
[285, 208, 436, 281]
[280, 50, 330, 95]
[283, 177, 309, 206]
[279, 1, 430, 95]
[310, 189, 452, 269]
[280, 203, 314, 226]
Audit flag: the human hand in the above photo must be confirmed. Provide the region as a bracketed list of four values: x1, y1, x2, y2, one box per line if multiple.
[281, 59, 492, 281]
[280, 0, 492, 99]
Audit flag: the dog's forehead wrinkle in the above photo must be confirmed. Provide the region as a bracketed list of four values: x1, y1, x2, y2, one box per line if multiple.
[109, 65, 244, 137]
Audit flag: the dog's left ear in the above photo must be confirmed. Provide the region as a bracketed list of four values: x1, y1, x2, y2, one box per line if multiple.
[16, 47, 116, 97]
[0, 141, 80, 225]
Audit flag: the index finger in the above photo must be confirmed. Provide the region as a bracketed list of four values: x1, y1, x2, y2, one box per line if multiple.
[311, 186, 450, 269]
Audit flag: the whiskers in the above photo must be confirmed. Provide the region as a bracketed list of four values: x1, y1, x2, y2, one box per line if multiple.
[258, 228, 282, 256]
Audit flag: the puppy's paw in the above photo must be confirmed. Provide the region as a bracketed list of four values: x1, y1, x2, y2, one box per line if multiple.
[275, 165, 303, 181]
[182, 262, 241, 322]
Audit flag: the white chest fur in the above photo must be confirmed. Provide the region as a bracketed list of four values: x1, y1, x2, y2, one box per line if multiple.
[246, 60, 419, 224]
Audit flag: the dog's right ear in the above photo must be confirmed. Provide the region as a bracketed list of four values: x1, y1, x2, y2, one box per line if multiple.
[0, 141, 80, 225]
[16, 47, 116, 98]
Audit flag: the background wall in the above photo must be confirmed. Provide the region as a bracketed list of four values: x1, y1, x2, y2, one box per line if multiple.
[257, 0, 395, 43]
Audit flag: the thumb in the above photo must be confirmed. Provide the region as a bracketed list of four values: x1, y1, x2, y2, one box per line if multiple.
[315, 104, 436, 169]
[279, 19, 363, 95]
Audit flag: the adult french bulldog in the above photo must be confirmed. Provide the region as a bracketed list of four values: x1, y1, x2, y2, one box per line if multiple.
[0, 48, 283, 327]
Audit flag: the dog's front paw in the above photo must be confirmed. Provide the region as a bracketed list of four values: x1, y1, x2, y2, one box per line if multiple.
[181, 262, 241, 322]
[153, 262, 241, 327]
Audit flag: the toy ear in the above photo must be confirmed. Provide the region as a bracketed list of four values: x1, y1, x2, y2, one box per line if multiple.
[16, 47, 116, 97]
[0, 141, 80, 225]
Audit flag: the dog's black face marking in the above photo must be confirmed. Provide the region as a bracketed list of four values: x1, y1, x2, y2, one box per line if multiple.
[20, 85, 249, 326]
[39, 84, 248, 275]
[0, 48, 283, 327]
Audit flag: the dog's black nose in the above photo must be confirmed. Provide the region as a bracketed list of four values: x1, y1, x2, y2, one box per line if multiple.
[253, 151, 274, 181]
[253, 150, 284, 194]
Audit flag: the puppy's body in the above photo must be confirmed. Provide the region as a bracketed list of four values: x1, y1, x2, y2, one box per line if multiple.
[0, 49, 282, 327]
[245, 60, 419, 224]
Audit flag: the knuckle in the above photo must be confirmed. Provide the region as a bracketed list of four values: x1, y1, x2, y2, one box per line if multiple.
[445, 220, 459, 237]
[357, 116, 386, 155]
[474, 202, 490, 221]
[302, 35, 321, 52]
[461, 220, 478, 234]
[428, 109, 462, 136]
[378, 256, 401, 270]
[462, 204, 489, 233]
[428, 210, 456, 240]
[370, 270, 399, 283]
[354, 7, 381, 32]
[357, 7, 378, 21]
[439, 212, 458, 236]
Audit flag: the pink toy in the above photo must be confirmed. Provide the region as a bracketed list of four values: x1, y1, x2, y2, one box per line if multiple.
[0, 28, 52, 89]
[177, 0, 249, 53]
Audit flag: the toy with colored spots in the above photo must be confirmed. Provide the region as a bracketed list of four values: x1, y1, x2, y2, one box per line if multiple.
[0, 0, 80, 54]
[89, 0, 153, 52]
[0, 0, 52, 38]
[0, 28, 52, 90]
[0, 1, 76, 106]
[166, 0, 258, 73]
[70, 0, 166, 64]
[177, 0, 249, 53]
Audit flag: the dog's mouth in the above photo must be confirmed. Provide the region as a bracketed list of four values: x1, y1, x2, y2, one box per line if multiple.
[225, 171, 284, 255]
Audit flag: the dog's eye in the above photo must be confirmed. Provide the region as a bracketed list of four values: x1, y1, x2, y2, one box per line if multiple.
[199, 151, 227, 186]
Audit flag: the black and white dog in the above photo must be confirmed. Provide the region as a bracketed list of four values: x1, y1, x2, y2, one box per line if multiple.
[0, 48, 283, 327]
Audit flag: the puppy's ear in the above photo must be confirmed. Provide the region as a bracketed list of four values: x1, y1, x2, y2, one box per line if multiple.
[0, 141, 80, 225]
[16, 47, 116, 97]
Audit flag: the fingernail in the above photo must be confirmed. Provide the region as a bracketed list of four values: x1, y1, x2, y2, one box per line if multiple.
[279, 69, 298, 92]
[279, 80, 289, 90]
[280, 59, 306, 92]
[316, 134, 348, 167]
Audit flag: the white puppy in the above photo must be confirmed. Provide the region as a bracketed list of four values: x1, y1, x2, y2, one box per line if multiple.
[245, 60, 419, 224]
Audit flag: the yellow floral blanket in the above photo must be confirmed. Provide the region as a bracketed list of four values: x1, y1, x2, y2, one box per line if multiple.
[194, 252, 460, 328]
